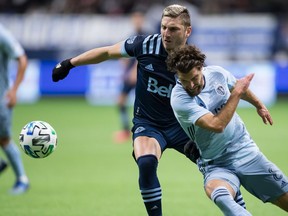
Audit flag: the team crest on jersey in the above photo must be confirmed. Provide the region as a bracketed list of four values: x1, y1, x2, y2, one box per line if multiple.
[215, 85, 225, 96]
[127, 36, 137, 44]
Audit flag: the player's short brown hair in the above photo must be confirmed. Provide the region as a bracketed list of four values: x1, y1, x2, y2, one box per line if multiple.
[162, 4, 191, 27]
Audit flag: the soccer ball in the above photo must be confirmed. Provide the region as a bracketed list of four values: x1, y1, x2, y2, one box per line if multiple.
[19, 121, 58, 158]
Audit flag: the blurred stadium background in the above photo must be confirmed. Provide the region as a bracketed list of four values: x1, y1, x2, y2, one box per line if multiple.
[1, 0, 288, 104]
[1, 0, 288, 215]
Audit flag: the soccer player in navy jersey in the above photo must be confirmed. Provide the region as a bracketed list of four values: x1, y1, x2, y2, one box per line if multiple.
[167, 44, 288, 215]
[52, 4, 245, 215]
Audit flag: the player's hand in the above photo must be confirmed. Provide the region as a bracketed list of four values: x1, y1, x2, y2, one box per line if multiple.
[257, 107, 273, 125]
[5, 88, 17, 108]
[52, 58, 75, 82]
[234, 73, 254, 95]
[184, 140, 200, 164]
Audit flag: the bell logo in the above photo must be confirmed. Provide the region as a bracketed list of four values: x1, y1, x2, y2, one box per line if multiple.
[147, 77, 173, 98]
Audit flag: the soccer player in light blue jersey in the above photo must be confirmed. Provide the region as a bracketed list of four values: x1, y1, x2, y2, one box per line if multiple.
[52, 5, 246, 215]
[0, 23, 29, 194]
[167, 44, 288, 215]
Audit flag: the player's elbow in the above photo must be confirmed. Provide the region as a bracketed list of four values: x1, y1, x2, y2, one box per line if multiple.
[208, 123, 226, 133]
[196, 114, 227, 133]
[210, 118, 228, 133]
[200, 123, 225, 133]
[213, 126, 225, 133]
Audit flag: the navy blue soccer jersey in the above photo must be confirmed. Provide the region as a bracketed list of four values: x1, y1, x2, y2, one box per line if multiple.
[121, 34, 179, 127]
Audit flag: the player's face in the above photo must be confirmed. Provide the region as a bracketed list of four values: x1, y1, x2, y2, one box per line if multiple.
[178, 66, 204, 97]
[161, 16, 191, 52]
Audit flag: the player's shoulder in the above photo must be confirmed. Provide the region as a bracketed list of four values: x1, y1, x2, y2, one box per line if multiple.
[124, 33, 163, 56]
[125, 34, 159, 46]
[204, 65, 227, 73]
[0, 24, 11, 41]
[203, 65, 231, 77]
[171, 81, 193, 110]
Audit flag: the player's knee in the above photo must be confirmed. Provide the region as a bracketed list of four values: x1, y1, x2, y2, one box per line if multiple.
[210, 186, 231, 203]
[137, 154, 159, 189]
[205, 181, 218, 198]
[137, 154, 158, 172]
[205, 179, 235, 199]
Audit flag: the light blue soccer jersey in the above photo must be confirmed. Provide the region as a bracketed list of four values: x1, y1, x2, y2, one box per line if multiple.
[0, 23, 24, 97]
[171, 65, 257, 162]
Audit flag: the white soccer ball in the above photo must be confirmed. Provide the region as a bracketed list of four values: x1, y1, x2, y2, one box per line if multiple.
[19, 121, 58, 158]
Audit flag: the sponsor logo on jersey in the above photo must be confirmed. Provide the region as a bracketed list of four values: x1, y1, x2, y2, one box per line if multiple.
[214, 103, 226, 114]
[147, 77, 173, 98]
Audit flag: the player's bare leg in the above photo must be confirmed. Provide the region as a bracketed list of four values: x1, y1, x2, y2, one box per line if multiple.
[0, 137, 29, 195]
[134, 136, 162, 216]
[272, 192, 288, 211]
[113, 93, 131, 143]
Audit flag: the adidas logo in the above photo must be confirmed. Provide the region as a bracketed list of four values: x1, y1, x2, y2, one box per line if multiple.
[281, 180, 288, 188]
[145, 64, 154, 71]
[151, 205, 158, 210]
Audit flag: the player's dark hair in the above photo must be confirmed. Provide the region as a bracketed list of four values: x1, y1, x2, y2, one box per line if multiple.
[162, 4, 191, 27]
[166, 45, 206, 74]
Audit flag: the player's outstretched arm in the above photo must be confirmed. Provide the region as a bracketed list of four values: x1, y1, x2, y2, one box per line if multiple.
[52, 42, 124, 82]
[196, 73, 255, 133]
[241, 89, 273, 125]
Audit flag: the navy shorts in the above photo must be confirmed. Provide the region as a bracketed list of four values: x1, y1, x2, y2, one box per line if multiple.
[132, 121, 190, 155]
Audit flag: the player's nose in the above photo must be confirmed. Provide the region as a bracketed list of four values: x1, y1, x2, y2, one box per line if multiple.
[190, 81, 194, 88]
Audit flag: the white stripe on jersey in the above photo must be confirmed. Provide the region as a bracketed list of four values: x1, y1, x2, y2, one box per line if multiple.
[155, 35, 161, 54]
[142, 34, 162, 55]
[148, 34, 158, 54]
[142, 35, 152, 54]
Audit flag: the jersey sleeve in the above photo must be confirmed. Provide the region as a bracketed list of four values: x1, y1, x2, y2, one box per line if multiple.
[120, 35, 149, 58]
[0, 24, 24, 59]
[220, 66, 236, 90]
[171, 84, 210, 125]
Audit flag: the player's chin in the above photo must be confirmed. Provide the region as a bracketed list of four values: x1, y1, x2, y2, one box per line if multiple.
[187, 88, 201, 97]
[163, 42, 173, 51]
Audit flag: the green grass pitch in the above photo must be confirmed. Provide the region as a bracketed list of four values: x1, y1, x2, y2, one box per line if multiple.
[0, 97, 287, 216]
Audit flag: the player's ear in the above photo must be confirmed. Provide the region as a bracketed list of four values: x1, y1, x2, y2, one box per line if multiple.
[185, 26, 192, 38]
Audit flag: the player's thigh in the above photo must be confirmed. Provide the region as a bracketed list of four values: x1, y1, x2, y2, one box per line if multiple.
[272, 192, 288, 211]
[133, 136, 162, 160]
[237, 152, 288, 203]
